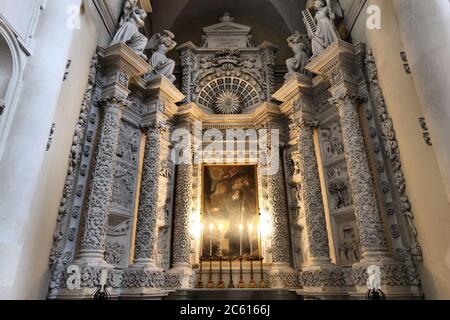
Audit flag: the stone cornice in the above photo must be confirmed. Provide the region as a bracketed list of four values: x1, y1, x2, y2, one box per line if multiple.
[273, 73, 313, 103]
[306, 40, 355, 74]
[98, 43, 151, 78]
[174, 102, 282, 129]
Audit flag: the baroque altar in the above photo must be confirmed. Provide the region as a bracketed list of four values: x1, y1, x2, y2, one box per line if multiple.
[47, 6, 423, 299]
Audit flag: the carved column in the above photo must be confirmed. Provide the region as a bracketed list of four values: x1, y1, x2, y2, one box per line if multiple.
[266, 157, 291, 268]
[330, 89, 389, 258]
[76, 44, 150, 264]
[260, 42, 278, 100]
[132, 124, 163, 269]
[172, 163, 194, 269]
[130, 74, 184, 273]
[275, 74, 343, 290]
[77, 97, 126, 262]
[293, 120, 332, 267]
[177, 42, 196, 103]
[329, 88, 408, 291]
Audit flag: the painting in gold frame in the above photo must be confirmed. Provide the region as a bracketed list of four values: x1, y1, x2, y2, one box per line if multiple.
[201, 165, 259, 260]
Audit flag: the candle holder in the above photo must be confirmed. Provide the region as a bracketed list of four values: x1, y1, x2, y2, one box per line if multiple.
[207, 258, 214, 288]
[217, 256, 225, 288]
[197, 258, 204, 288]
[228, 259, 235, 288]
[249, 257, 257, 288]
[238, 257, 245, 288]
[259, 257, 266, 288]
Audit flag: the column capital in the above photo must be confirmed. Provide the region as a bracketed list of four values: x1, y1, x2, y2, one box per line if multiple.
[95, 95, 130, 112]
[141, 118, 172, 135]
[328, 87, 365, 110]
[297, 118, 319, 129]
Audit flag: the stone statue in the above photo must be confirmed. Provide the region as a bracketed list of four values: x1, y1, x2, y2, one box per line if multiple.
[285, 31, 311, 79]
[201, 35, 208, 48]
[366, 265, 382, 290]
[307, 0, 341, 57]
[146, 30, 177, 83]
[110, 0, 148, 59]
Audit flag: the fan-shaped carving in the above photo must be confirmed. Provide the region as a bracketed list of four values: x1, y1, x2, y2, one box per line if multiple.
[216, 90, 241, 114]
[196, 77, 261, 113]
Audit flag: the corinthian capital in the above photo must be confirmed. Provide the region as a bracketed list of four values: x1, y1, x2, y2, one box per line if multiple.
[297, 119, 318, 129]
[328, 88, 365, 110]
[143, 119, 172, 134]
[96, 95, 130, 111]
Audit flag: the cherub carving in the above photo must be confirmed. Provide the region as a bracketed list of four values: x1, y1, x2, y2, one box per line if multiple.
[145, 30, 177, 82]
[367, 265, 382, 290]
[110, 0, 148, 59]
[285, 31, 311, 79]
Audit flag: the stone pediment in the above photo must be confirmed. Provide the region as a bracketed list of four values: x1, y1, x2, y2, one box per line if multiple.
[203, 21, 251, 34]
[201, 13, 253, 49]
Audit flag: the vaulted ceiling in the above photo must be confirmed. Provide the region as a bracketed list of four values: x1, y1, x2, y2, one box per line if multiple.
[150, 0, 308, 64]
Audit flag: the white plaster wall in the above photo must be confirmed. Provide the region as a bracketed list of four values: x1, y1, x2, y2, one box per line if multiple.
[0, 0, 118, 299]
[350, 0, 450, 300]
[0, 0, 37, 38]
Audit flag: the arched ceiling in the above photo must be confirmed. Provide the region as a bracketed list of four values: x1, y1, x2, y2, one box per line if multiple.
[150, 0, 308, 65]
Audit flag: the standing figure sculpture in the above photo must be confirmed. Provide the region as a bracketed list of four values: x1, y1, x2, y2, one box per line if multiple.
[307, 0, 341, 57]
[285, 31, 311, 80]
[110, 0, 148, 59]
[146, 30, 178, 83]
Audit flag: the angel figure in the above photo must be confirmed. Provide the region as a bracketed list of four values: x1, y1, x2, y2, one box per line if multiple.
[307, 0, 341, 57]
[145, 30, 177, 83]
[285, 31, 311, 80]
[110, 0, 148, 60]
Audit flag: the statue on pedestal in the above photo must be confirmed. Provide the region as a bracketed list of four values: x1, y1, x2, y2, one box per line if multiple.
[304, 0, 342, 57]
[285, 31, 311, 80]
[110, 0, 148, 60]
[145, 31, 178, 83]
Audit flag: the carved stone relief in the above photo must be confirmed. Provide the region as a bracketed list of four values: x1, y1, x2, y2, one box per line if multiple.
[178, 14, 277, 108]
[337, 224, 360, 266]
[49, 55, 101, 292]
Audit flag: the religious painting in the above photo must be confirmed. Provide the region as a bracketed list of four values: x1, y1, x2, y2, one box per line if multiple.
[201, 165, 259, 260]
